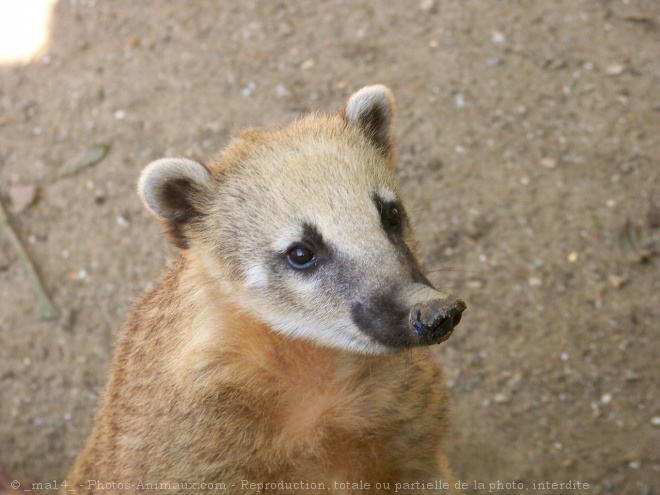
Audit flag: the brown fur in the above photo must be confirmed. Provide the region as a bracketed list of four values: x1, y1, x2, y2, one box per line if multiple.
[66, 86, 464, 494]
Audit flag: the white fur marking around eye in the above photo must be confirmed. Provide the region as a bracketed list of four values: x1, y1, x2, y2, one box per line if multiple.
[377, 188, 397, 203]
[245, 263, 268, 288]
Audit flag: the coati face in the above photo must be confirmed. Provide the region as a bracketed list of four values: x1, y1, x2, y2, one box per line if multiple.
[139, 85, 465, 354]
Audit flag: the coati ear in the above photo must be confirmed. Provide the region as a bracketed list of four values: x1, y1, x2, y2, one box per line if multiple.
[138, 158, 212, 248]
[344, 84, 396, 154]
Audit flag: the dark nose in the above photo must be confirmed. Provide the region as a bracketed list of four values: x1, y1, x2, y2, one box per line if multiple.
[410, 298, 467, 345]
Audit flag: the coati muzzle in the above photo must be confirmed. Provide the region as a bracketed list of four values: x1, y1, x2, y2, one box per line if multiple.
[350, 287, 466, 349]
[410, 298, 466, 345]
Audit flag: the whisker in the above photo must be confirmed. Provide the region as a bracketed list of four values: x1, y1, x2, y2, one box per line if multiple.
[425, 268, 479, 275]
[422, 254, 460, 264]
[408, 205, 443, 214]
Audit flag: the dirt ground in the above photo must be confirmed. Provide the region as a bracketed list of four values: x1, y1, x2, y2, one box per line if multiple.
[0, 0, 658, 493]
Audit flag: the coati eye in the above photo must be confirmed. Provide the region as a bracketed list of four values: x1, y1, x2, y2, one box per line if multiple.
[373, 194, 403, 232]
[378, 201, 401, 230]
[385, 205, 400, 228]
[286, 245, 317, 269]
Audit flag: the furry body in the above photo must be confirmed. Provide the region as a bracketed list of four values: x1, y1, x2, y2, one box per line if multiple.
[66, 86, 464, 494]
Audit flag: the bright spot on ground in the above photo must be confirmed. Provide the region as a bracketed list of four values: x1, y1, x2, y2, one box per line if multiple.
[0, 0, 56, 64]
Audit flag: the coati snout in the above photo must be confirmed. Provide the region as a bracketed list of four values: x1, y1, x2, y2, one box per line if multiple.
[410, 297, 467, 345]
[351, 282, 466, 349]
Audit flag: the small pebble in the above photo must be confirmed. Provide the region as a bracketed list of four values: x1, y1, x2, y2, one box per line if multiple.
[493, 393, 510, 404]
[300, 58, 315, 70]
[114, 110, 126, 120]
[274, 84, 289, 98]
[651, 416, 660, 426]
[607, 274, 629, 289]
[616, 94, 629, 106]
[241, 82, 256, 97]
[492, 31, 506, 44]
[560, 352, 569, 361]
[540, 157, 557, 169]
[419, 0, 437, 13]
[567, 251, 579, 263]
[624, 370, 641, 381]
[628, 460, 640, 470]
[8, 184, 37, 214]
[277, 21, 293, 37]
[606, 64, 626, 76]
[600, 393, 612, 405]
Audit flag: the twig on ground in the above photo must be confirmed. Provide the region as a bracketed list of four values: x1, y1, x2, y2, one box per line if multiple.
[0, 197, 60, 321]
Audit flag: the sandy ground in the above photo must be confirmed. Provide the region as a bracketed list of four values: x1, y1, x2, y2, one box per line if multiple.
[1, 1, 659, 493]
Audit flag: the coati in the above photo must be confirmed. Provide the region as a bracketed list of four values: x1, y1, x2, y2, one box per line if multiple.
[66, 85, 467, 494]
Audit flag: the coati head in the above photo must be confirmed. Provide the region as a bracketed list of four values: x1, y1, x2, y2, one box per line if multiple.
[138, 85, 465, 354]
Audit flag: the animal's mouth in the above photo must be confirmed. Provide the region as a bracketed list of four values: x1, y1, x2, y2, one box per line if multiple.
[410, 298, 467, 345]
